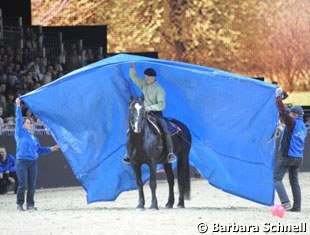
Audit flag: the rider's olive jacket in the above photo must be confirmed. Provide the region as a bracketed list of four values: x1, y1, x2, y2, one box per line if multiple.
[129, 68, 165, 111]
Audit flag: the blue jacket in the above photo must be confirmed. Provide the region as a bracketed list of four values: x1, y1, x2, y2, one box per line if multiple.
[15, 107, 52, 160]
[281, 117, 307, 158]
[0, 155, 16, 173]
[277, 98, 307, 158]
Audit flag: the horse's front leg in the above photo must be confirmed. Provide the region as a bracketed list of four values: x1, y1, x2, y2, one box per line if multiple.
[132, 164, 145, 209]
[149, 163, 158, 210]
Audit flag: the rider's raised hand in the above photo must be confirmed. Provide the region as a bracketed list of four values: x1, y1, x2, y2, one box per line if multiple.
[276, 87, 283, 99]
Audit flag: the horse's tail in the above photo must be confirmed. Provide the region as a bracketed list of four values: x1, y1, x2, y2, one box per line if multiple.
[178, 148, 191, 200]
[172, 119, 192, 200]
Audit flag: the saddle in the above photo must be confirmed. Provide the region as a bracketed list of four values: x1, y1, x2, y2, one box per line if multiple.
[147, 115, 181, 136]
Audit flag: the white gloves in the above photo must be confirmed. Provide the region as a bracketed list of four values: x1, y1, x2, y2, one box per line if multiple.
[276, 87, 283, 98]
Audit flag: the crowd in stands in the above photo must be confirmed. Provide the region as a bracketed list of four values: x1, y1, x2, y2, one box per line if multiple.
[0, 26, 103, 134]
[0, 23, 100, 191]
[0, 44, 63, 133]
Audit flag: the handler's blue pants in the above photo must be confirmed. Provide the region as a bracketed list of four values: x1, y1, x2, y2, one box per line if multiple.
[16, 159, 38, 207]
[274, 156, 302, 210]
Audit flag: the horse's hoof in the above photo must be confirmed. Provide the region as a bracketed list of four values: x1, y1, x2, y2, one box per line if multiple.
[136, 205, 145, 210]
[165, 203, 173, 209]
[177, 204, 185, 209]
[150, 205, 159, 210]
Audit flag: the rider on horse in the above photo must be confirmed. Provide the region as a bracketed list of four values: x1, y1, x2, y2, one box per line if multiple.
[123, 63, 177, 164]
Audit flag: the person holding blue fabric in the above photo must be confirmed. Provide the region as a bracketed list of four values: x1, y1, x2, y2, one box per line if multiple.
[15, 97, 59, 211]
[274, 88, 307, 212]
[0, 147, 18, 194]
[123, 63, 177, 164]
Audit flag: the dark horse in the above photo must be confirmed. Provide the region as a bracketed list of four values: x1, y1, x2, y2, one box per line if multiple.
[127, 97, 192, 209]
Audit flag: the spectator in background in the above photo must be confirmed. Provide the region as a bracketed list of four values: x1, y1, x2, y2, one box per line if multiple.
[53, 62, 64, 80]
[6, 94, 15, 118]
[5, 46, 14, 57]
[13, 64, 21, 77]
[7, 55, 15, 66]
[85, 48, 95, 64]
[14, 75, 24, 95]
[1, 54, 9, 67]
[0, 146, 18, 194]
[27, 58, 40, 75]
[305, 117, 310, 130]
[46, 65, 58, 81]
[6, 73, 18, 95]
[15, 98, 59, 210]
[33, 83, 41, 91]
[57, 71, 64, 78]
[0, 83, 7, 96]
[0, 107, 4, 133]
[5, 117, 15, 129]
[29, 65, 42, 84]
[67, 49, 80, 70]
[26, 34, 38, 53]
[56, 55, 66, 70]
[54, 62, 63, 74]
[42, 71, 52, 85]
[24, 72, 34, 90]
[22, 48, 32, 65]
[0, 47, 5, 57]
[0, 69, 7, 84]
[0, 95, 7, 115]
[24, 28, 38, 53]
[14, 48, 23, 65]
[38, 65, 46, 82]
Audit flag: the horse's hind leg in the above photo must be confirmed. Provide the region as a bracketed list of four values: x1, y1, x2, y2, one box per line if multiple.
[164, 163, 175, 208]
[149, 163, 159, 210]
[132, 164, 145, 209]
[177, 151, 190, 209]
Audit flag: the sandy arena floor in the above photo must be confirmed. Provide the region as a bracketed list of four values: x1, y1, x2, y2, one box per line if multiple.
[0, 173, 309, 235]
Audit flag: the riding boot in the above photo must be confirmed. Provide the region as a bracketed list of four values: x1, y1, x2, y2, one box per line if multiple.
[165, 134, 177, 163]
[122, 153, 131, 164]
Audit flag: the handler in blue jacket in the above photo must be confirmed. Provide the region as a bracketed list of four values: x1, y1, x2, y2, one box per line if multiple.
[15, 97, 59, 211]
[274, 88, 307, 212]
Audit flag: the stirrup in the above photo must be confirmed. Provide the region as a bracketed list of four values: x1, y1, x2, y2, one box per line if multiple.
[167, 152, 177, 163]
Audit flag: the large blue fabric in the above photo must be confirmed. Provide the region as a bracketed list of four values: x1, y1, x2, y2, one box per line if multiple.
[22, 54, 278, 205]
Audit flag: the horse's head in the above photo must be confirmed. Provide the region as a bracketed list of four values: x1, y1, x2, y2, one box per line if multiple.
[129, 96, 146, 133]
